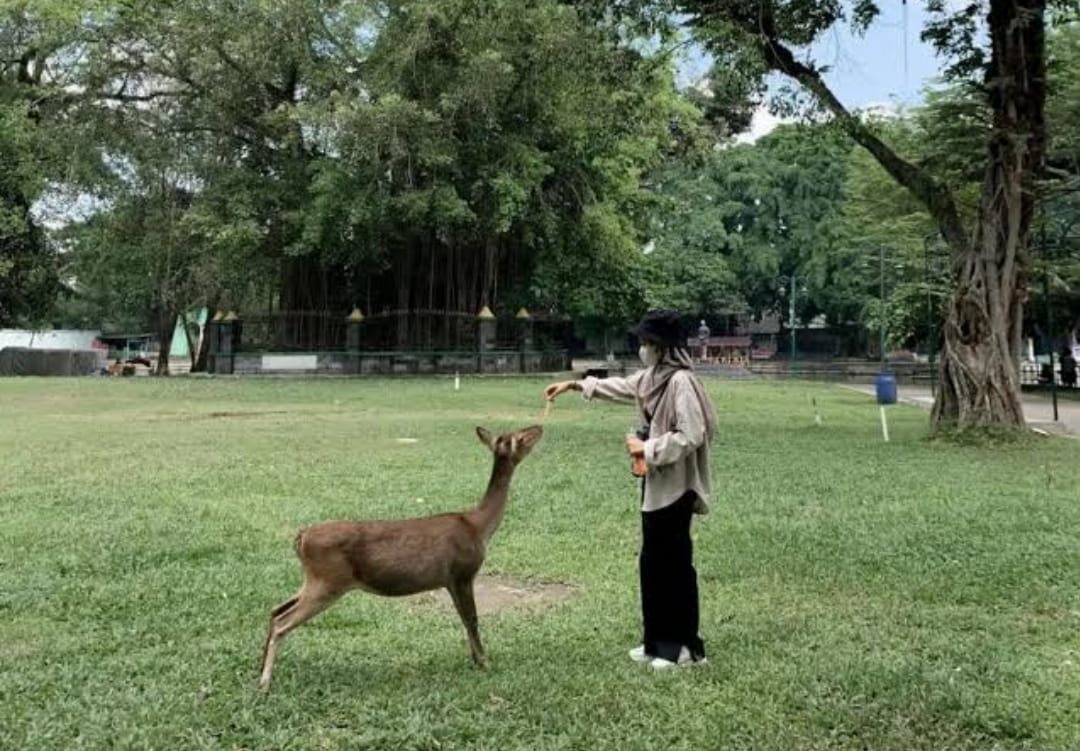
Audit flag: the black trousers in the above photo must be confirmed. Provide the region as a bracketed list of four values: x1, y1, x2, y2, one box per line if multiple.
[639, 489, 705, 662]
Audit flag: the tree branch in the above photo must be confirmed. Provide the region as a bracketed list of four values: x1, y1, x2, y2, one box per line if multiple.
[97, 89, 184, 103]
[38, 87, 185, 115]
[17, 48, 38, 85]
[758, 35, 970, 254]
[209, 39, 249, 79]
[1043, 162, 1077, 180]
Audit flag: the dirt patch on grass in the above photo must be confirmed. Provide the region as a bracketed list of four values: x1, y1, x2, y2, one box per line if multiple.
[413, 574, 576, 615]
[147, 409, 297, 421]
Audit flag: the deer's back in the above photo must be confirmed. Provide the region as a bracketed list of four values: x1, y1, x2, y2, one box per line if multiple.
[296, 514, 485, 596]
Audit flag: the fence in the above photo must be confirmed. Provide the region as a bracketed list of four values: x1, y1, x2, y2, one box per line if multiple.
[239, 312, 346, 352]
[234, 310, 573, 352]
[1020, 361, 1079, 388]
[0, 347, 104, 376]
[207, 309, 573, 375]
[744, 359, 934, 383]
[746, 360, 1074, 387]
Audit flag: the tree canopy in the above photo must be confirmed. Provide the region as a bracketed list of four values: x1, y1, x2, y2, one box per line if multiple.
[6, 0, 722, 346]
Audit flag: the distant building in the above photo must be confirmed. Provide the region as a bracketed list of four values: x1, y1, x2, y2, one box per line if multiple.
[95, 333, 155, 361]
[0, 328, 105, 351]
[686, 314, 782, 362]
[0, 329, 108, 376]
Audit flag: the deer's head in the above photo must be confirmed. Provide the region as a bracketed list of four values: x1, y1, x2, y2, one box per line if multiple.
[476, 425, 543, 464]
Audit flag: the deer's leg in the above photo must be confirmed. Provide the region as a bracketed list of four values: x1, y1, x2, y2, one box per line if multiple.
[448, 578, 486, 668]
[260, 594, 299, 670]
[259, 582, 342, 690]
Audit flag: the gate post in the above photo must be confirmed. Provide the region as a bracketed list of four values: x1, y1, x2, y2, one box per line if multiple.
[477, 305, 496, 373]
[346, 308, 365, 375]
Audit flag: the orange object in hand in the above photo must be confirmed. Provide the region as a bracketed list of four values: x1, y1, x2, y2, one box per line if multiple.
[627, 430, 647, 477]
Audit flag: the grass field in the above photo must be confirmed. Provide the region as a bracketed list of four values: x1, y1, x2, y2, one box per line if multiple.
[1, 376, 1079, 750]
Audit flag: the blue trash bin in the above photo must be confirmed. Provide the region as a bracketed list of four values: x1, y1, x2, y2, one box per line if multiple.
[875, 371, 897, 405]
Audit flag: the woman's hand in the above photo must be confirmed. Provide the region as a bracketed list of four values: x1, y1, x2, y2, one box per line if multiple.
[543, 380, 579, 401]
[625, 434, 645, 456]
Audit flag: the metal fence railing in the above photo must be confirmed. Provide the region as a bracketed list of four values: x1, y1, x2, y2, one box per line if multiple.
[1020, 361, 1079, 388]
[232, 309, 574, 354]
[239, 311, 346, 352]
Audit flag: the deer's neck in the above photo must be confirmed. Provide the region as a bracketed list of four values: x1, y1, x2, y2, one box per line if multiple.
[473, 457, 516, 541]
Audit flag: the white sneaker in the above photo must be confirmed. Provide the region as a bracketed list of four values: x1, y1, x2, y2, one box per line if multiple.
[649, 647, 706, 670]
[628, 645, 651, 663]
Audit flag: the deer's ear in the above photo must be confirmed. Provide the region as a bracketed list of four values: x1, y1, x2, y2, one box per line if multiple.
[476, 426, 494, 448]
[517, 425, 543, 448]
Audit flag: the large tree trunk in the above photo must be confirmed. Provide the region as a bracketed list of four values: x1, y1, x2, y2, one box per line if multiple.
[155, 306, 175, 376]
[180, 311, 198, 369]
[191, 308, 215, 373]
[931, 0, 1046, 431]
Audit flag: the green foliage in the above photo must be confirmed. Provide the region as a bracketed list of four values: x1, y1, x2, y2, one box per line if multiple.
[531, 201, 651, 322]
[1038, 23, 1080, 343]
[1048, 21, 1080, 175]
[313, 0, 698, 315]
[0, 2, 79, 325]
[0, 174, 55, 326]
[12, 0, 726, 330]
[833, 122, 944, 349]
[646, 123, 852, 324]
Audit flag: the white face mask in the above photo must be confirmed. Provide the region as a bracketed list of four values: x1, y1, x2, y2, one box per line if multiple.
[639, 344, 662, 367]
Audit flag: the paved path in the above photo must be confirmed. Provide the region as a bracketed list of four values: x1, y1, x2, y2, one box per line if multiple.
[843, 384, 1080, 438]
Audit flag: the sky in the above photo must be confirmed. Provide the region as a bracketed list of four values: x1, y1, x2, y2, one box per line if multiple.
[679, 2, 949, 141]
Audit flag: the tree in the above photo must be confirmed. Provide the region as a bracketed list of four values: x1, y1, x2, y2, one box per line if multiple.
[0, 2, 85, 326]
[64, 145, 215, 375]
[53, 0, 706, 346]
[833, 116, 945, 354]
[643, 160, 746, 316]
[1037, 20, 1080, 349]
[647, 122, 853, 333]
[310, 0, 699, 328]
[0, 124, 55, 326]
[0, 0, 215, 328]
[608, 0, 1062, 433]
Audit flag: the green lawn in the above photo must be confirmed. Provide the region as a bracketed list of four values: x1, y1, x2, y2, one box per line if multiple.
[1, 376, 1078, 750]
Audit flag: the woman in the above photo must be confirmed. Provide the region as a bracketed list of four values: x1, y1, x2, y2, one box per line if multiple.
[544, 310, 717, 669]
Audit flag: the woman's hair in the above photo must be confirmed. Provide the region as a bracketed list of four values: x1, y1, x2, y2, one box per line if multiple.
[634, 310, 686, 349]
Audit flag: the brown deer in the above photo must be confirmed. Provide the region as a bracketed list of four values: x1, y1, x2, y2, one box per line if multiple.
[258, 424, 543, 690]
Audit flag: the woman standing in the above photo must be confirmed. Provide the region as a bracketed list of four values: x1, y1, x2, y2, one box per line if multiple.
[544, 310, 716, 669]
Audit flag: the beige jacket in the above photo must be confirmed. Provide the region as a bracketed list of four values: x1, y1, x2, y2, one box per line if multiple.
[582, 368, 712, 514]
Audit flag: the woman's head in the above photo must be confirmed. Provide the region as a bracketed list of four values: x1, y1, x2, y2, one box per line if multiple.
[634, 310, 686, 366]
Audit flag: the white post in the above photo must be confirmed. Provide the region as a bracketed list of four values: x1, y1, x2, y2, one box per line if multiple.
[454, 372, 460, 391]
[879, 406, 890, 442]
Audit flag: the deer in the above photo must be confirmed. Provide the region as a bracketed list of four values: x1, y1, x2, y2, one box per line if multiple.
[258, 424, 543, 691]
